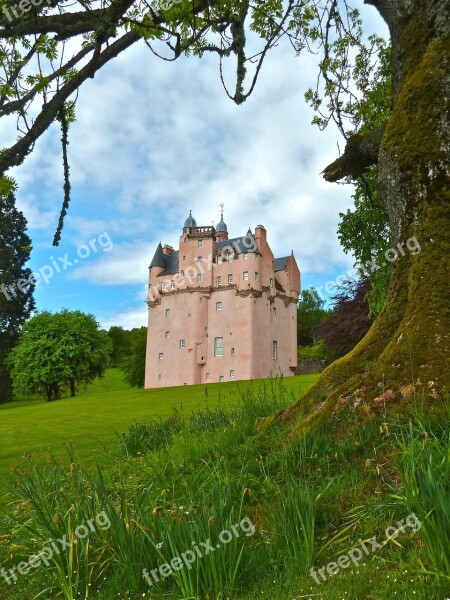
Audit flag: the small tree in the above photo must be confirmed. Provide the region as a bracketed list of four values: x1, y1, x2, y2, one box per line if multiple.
[121, 327, 147, 388]
[297, 288, 329, 346]
[107, 326, 131, 367]
[0, 191, 35, 403]
[314, 279, 373, 357]
[7, 310, 111, 401]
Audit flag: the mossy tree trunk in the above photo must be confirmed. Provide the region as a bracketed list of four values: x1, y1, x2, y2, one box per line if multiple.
[287, 0, 449, 425]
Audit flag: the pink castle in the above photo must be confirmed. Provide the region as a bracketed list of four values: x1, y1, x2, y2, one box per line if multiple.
[145, 210, 300, 388]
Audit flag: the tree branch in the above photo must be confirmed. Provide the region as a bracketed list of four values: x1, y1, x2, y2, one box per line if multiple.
[0, 44, 94, 117]
[322, 126, 385, 182]
[0, 0, 136, 37]
[0, 30, 140, 175]
[364, 0, 396, 28]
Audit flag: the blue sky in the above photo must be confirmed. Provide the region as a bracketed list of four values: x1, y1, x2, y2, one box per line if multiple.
[2, 2, 388, 330]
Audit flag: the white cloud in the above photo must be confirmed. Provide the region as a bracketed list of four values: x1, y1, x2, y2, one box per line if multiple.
[5, 4, 388, 317]
[68, 241, 154, 286]
[99, 305, 148, 330]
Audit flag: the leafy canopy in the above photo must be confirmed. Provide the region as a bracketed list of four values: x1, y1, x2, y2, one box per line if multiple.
[7, 309, 112, 400]
[297, 288, 329, 346]
[121, 326, 147, 387]
[0, 190, 35, 402]
[314, 278, 373, 357]
[107, 325, 131, 368]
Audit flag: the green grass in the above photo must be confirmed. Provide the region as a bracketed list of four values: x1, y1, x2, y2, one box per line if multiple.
[0, 371, 448, 600]
[0, 369, 319, 486]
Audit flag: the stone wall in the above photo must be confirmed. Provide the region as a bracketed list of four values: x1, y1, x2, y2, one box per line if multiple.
[295, 359, 328, 375]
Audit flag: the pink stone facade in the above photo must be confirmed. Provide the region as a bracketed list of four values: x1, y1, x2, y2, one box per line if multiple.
[145, 214, 300, 388]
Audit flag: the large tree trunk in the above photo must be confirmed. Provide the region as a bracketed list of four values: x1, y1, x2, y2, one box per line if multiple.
[284, 0, 449, 427]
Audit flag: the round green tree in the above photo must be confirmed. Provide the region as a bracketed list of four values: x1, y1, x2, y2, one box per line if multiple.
[7, 310, 112, 401]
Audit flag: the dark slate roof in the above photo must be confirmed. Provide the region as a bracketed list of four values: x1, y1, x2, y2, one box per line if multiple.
[149, 243, 180, 274]
[216, 216, 228, 233]
[274, 256, 290, 272]
[149, 243, 166, 268]
[184, 210, 197, 228]
[215, 232, 259, 255]
[160, 251, 180, 276]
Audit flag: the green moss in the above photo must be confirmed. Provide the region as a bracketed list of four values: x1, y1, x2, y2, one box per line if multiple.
[384, 35, 448, 174]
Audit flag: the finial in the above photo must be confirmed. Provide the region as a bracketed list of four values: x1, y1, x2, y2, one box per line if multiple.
[219, 203, 224, 220]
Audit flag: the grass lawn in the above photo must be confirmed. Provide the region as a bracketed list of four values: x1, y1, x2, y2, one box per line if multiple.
[0, 369, 448, 600]
[0, 369, 319, 487]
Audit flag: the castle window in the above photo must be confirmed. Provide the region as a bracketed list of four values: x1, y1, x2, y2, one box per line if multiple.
[165, 309, 170, 317]
[197, 256, 202, 263]
[197, 274, 203, 283]
[272, 341, 278, 360]
[273, 307, 277, 316]
[255, 272, 259, 281]
[228, 254, 233, 263]
[179, 339, 185, 349]
[165, 331, 170, 338]
[181, 270, 185, 277]
[230, 370, 235, 379]
[159, 353, 164, 360]
[219, 376, 225, 382]
[171, 280, 176, 289]
[183, 255, 186, 260]
[228, 274, 233, 284]
[217, 256, 223, 265]
[161, 282, 166, 290]
[214, 337, 223, 357]
[200, 297, 204, 304]
[243, 271, 249, 281]
[216, 276, 222, 286]
[158, 374, 161, 380]
[206, 373, 210, 382]
[198, 240, 203, 248]
[243, 253, 248, 260]
[269, 278, 274, 288]
[231, 347, 235, 355]
[216, 302, 222, 311]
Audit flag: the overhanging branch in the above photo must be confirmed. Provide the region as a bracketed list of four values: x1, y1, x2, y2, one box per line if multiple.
[322, 126, 385, 182]
[364, 0, 395, 28]
[0, 31, 140, 175]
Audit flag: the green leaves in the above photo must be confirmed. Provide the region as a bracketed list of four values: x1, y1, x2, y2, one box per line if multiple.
[120, 326, 146, 387]
[337, 166, 391, 316]
[35, 34, 58, 61]
[6, 310, 112, 401]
